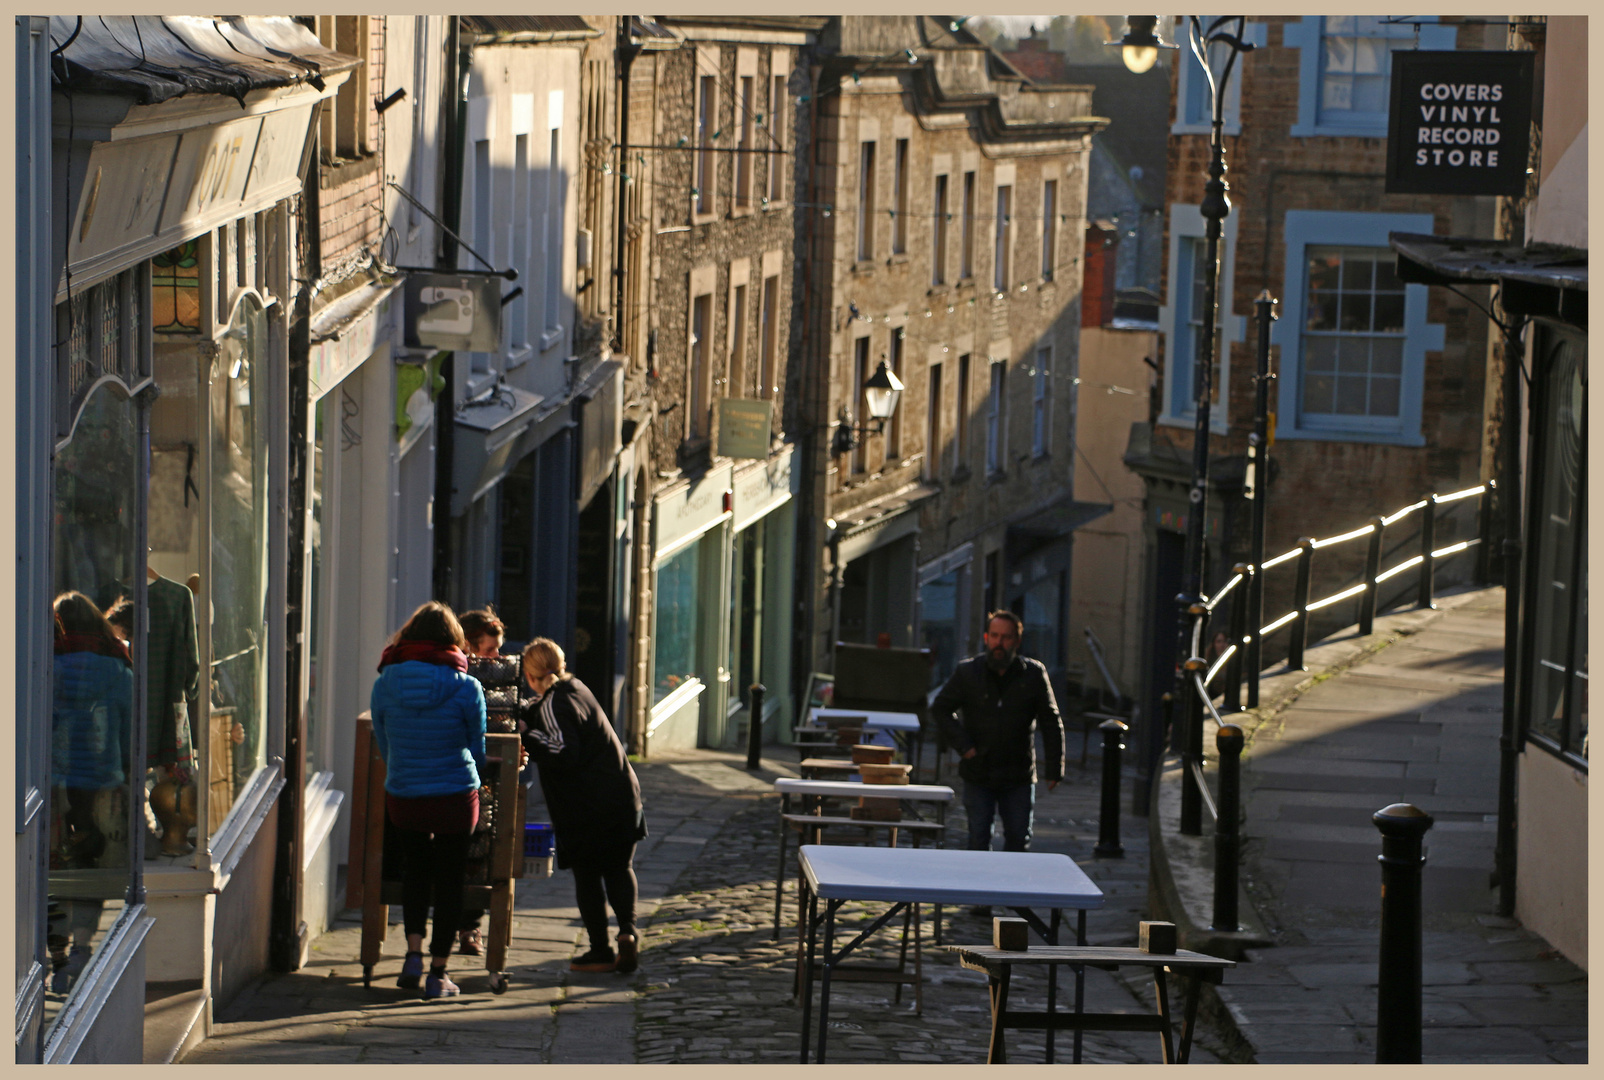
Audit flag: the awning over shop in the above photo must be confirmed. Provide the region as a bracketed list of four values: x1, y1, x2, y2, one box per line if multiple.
[450, 385, 545, 516]
[1004, 494, 1113, 559]
[49, 16, 359, 106]
[833, 481, 940, 565]
[1390, 231, 1587, 329]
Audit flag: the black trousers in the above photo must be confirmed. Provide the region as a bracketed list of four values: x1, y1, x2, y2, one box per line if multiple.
[394, 824, 472, 959]
[571, 844, 637, 950]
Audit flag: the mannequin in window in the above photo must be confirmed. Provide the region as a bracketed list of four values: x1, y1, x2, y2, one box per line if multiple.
[140, 566, 201, 856]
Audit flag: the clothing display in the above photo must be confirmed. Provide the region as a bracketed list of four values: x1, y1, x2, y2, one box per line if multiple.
[142, 575, 201, 775]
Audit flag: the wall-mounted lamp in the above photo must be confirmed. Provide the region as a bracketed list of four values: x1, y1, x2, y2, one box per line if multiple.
[832, 360, 904, 455]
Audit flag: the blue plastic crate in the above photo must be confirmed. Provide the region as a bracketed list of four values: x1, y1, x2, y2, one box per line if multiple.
[523, 822, 555, 859]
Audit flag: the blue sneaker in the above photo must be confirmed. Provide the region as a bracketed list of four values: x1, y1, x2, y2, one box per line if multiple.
[423, 972, 460, 1000]
[396, 951, 424, 990]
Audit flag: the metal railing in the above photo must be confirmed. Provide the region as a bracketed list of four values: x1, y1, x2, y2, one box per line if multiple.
[1172, 481, 1496, 931]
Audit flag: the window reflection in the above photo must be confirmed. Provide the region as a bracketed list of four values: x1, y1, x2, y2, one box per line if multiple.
[47, 384, 139, 1022]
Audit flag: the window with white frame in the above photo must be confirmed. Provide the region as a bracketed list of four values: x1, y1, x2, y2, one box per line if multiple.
[1158, 204, 1241, 429]
[1284, 16, 1455, 138]
[1032, 346, 1052, 457]
[986, 359, 1007, 473]
[1271, 210, 1442, 445]
[1173, 17, 1267, 135]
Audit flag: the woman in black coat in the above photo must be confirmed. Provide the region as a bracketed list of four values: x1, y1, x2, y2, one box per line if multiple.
[521, 637, 647, 973]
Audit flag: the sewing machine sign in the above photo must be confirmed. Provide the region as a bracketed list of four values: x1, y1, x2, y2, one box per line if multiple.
[403, 273, 503, 352]
[1386, 50, 1534, 197]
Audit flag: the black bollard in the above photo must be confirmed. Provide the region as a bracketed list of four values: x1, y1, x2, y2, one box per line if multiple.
[744, 683, 766, 770]
[1179, 659, 1207, 837]
[1374, 803, 1434, 1064]
[1211, 724, 1244, 931]
[1094, 718, 1128, 858]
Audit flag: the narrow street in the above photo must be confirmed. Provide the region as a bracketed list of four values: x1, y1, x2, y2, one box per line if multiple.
[182, 744, 1236, 1064]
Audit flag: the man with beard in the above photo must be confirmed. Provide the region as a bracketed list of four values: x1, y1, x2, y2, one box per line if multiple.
[930, 610, 1065, 916]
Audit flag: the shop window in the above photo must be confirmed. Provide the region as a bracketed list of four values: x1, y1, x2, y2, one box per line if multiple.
[919, 561, 969, 690]
[1271, 210, 1440, 445]
[151, 239, 201, 333]
[653, 543, 701, 705]
[728, 518, 766, 717]
[1524, 329, 1587, 764]
[45, 259, 150, 1030]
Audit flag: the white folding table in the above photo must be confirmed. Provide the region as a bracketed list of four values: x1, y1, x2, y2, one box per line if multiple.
[804, 707, 924, 762]
[796, 845, 1104, 1064]
[771, 778, 954, 940]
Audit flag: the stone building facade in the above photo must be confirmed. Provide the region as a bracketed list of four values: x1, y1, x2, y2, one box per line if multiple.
[795, 16, 1106, 697]
[629, 17, 824, 753]
[1125, 16, 1503, 732]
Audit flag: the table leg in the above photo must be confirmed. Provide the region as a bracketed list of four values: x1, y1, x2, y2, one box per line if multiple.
[1178, 973, 1201, 1064]
[1073, 908, 1086, 1064]
[773, 815, 789, 939]
[894, 903, 911, 1006]
[1152, 967, 1176, 1064]
[816, 900, 840, 1064]
[986, 964, 1012, 1064]
[912, 902, 924, 1016]
[1045, 908, 1061, 1063]
[798, 888, 819, 1063]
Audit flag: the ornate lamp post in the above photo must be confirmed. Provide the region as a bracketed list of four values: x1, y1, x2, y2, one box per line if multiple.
[1112, 16, 1254, 825]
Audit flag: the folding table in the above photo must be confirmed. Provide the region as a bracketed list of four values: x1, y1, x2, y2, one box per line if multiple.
[805, 707, 923, 763]
[771, 777, 954, 940]
[795, 845, 1104, 1064]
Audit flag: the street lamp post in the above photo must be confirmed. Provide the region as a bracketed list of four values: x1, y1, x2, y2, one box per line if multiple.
[1113, 16, 1253, 825]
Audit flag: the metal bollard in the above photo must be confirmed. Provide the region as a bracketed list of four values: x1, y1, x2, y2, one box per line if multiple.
[1179, 658, 1207, 837]
[1224, 563, 1250, 713]
[1094, 719, 1128, 858]
[1374, 803, 1434, 1064]
[1359, 515, 1386, 635]
[744, 683, 766, 770]
[1417, 494, 1439, 609]
[1211, 724, 1244, 931]
[1287, 538, 1315, 670]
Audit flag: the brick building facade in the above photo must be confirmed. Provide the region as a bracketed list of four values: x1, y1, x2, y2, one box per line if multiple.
[1126, 17, 1502, 731]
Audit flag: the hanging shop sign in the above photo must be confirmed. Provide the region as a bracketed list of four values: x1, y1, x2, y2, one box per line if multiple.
[402, 273, 503, 352]
[717, 397, 773, 460]
[1386, 50, 1534, 197]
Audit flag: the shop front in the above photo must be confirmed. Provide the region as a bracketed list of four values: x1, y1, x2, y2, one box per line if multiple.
[726, 446, 800, 749]
[648, 465, 733, 751]
[23, 17, 353, 1063]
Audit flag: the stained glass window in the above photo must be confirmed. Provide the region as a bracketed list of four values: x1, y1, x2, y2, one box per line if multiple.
[152, 239, 201, 332]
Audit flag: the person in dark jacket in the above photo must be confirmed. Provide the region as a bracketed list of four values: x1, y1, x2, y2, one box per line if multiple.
[371, 601, 502, 999]
[453, 606, 509, 958]
[521, 637, 647, 974]
[930, 610, 1065, 881]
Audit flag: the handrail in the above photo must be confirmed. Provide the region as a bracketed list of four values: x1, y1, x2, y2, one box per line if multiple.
[1188, 757, 1218, 823]
[1202, 571, 1245, 613]
[1262, 547, 1301, 570]
[1311, 523, 1376, 550]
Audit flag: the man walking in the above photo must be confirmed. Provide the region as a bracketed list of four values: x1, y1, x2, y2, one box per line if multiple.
[930, 610, 1065, 914]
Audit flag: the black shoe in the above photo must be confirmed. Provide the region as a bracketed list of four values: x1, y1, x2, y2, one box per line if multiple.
[615, 933, 639, 974]
[570, 946, 617, 972]
[968, 905, 992, 919]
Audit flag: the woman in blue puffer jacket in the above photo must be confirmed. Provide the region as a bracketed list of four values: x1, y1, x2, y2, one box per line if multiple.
[370, 601, 491, 1000]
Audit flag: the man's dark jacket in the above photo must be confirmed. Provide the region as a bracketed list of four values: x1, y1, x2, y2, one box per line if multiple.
[931, 653, 1065, 788]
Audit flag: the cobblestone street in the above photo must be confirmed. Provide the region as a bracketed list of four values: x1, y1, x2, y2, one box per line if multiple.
[182, 745, 1239, 1064]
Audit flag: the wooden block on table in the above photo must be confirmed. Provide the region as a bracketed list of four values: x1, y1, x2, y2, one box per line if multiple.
[993, 917, 1030, 952]
[1140, 921, 1177, 955]
[851, 744, 897, 765]
[858, 763, 911, 784]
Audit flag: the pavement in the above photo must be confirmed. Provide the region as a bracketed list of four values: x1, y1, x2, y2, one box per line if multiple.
[1154, 585, 1588, 1064]
[180, 731, 1235, 1064]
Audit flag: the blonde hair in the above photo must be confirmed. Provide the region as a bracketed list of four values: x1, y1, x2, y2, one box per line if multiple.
[521, 637, 572, 682]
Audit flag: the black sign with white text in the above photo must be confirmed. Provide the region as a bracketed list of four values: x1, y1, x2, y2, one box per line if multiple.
[1386, 50, 1533, 197]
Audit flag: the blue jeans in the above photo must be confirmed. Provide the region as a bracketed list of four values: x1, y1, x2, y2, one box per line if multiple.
[964, 781, 1036, 852]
